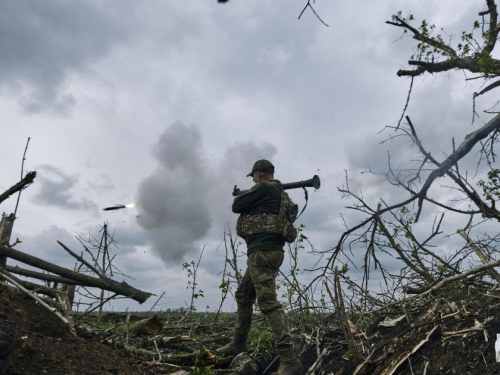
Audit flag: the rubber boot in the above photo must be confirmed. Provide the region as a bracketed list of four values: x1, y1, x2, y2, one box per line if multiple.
[265, 309, 303, 375]
[216, 304, 253, 356]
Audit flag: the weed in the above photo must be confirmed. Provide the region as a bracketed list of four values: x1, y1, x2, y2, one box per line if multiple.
[192, 348, 215, 375]
[248, 325, 278, 356]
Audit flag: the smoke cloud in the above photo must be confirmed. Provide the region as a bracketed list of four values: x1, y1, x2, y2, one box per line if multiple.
[136, 121, 277, 264]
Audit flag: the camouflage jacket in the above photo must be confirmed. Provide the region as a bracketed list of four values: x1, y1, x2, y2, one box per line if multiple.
[233, 181, 297, 253]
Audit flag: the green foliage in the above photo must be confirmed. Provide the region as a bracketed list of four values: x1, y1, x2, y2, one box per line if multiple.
[218, 279, 230, 294]
[296, 223, 307, 250]
[352, 309, 374, 331]
[478, 169, 500, 202]
[183, 260, 205, 313]
[280, 224, 315, 318]
[478, 50, 494, 75]
[438, 265, 447, 273]
[341, 350, 354, 361]
[192, 348, 214, 375]
[394, 12, 493, 62]
[248, 326, 278, 355]
[338, 263, 349, 275]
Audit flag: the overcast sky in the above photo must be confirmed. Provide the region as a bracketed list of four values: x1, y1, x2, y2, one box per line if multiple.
[2, 0, 498, 312]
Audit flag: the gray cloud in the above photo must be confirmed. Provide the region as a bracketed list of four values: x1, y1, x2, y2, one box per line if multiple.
[87, 174, 115, 193]
[0, 0, 132, 114]
[12, 225, 75, 267]
[32, 164, 98, 214]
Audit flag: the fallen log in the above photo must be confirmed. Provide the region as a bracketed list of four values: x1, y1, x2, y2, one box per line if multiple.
[123, 346, 231, 366]
[159, 335, 194, 346]
[164, 348, 225, 366]
[123, 316, 163, 336]
[0, 244, 152, 303]
[124, 344, 157, 358]
[6, 265, 83, 285]
[9, 276, 61, 299]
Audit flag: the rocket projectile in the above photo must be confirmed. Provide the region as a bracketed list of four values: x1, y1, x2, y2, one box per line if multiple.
[103, 204, 126, 211]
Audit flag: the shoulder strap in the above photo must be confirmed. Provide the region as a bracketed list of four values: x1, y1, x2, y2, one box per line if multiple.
[295, 187, 308, 220]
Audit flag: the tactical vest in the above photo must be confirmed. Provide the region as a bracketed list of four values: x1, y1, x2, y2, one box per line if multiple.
[236, 183, 298, 243]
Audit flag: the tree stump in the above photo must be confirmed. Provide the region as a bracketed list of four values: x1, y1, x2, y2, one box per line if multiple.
[0, 213, 15, 269]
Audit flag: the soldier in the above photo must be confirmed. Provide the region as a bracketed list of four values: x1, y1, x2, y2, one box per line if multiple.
[217, 160, 303, 375]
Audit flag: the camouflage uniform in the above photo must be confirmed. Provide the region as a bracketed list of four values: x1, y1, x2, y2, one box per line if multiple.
[235, 249, 292, 349]
[218, 160, 302, 374]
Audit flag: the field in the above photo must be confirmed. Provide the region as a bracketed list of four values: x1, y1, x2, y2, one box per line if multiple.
[4, 277, 500, 374]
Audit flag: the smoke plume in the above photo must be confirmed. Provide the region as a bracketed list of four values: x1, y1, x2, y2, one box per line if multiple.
[136, 120, 278, 264]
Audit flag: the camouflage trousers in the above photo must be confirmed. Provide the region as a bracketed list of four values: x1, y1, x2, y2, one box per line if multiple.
[235, 249, 293, 349]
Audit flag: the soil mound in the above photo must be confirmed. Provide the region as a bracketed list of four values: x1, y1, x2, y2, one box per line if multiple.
[0, 286, 168, 375]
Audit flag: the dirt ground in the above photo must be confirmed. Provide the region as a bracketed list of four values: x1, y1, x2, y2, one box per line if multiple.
[345, 287, 500, 375]
[3, 281, 500, 374]
[0, 286, 173, 375]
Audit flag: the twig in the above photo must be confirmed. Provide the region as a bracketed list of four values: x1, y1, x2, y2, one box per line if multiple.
[306, 346, 329, 375]
[298, 0, 329, 26]
[126, 313, 131, 345]
[442, 318, 491, 336]
[457, 229, 500, 283]
[423, 360, 429, 375]
[74, 293, 118, 323]
[325, 272, 364, 363]
[262, 355, 280, 374]
[57, 241, 103, 276]
[368, 256, 500, 314]
[153, 339, 162, 361]
[14, 137, 31, 216]
[148, 291, 166, 313]
[396, 78, 414, 131]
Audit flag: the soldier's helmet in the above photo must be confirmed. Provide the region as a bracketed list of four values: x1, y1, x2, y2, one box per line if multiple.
[247, 159, 275, 177]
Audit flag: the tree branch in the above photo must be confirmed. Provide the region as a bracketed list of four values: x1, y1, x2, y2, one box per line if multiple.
[484, 0, 499, 53]
[0, 171, 36, 205]
[387, 16, 457, 57]
[409, 113, 500, 221]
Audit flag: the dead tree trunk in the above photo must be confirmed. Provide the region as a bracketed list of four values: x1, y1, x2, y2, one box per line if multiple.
[56, 283, 76, 331]
[0, 213, 15, 269]
[0, 244, 152, 303]
[97, 223, 109, 325]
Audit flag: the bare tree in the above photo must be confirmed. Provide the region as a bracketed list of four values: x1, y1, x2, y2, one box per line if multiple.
[306, 0, 500, 306]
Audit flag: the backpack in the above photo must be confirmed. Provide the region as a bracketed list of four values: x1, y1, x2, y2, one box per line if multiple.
[280, 188, 298, 243]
